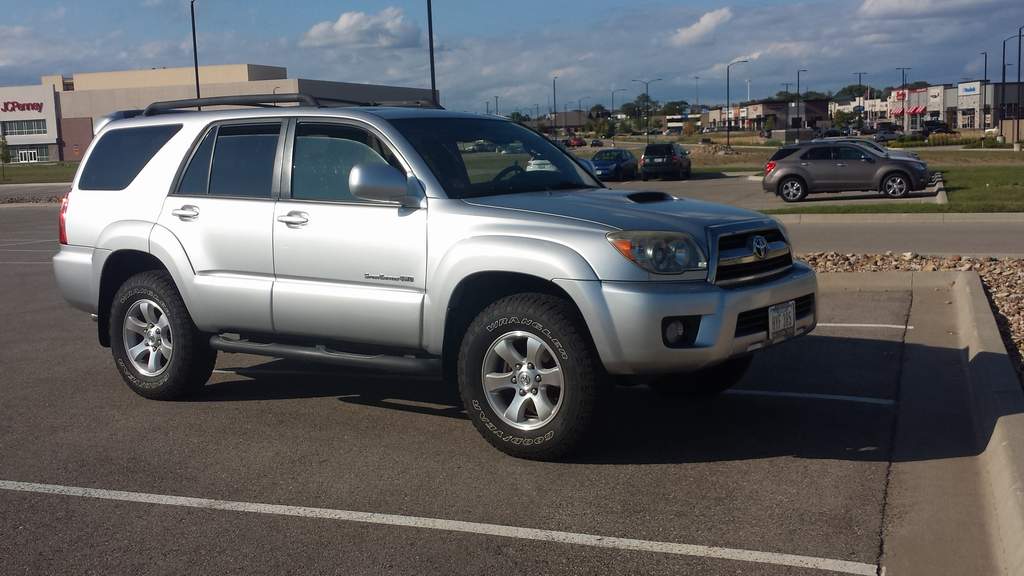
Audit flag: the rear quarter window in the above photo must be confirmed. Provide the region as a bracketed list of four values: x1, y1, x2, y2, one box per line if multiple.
[78, 124, 182, 190]
[769, 148, 799, 161]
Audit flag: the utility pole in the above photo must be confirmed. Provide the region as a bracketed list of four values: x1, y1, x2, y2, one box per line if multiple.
[190, 0, 201, 109]
[726, 61, 748, 148]
[485, 101, 490, 115]
[897, 67, 911, 133]
[853, 72, 867, 126]
[1017, 25, 1022, 146]
[746, 79, 751, 102]
[426, 0, 437, 106]
[981, 51, 988, 129]
[693, 76, 700, 110]
[494, 95, 499, 116]
[1001, 36, 1016, 140]
[564, 103, 570, 134]
[632, 78, 662, 144]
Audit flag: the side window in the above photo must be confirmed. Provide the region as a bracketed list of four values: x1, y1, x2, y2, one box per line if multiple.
[79, 124, 182, 190]
[800, 147, 833, 161]
[208, 123, 281, 198]
[290, 123, 400, 203]
[177, 127, 215, 195]
[836, 147, 867, 161]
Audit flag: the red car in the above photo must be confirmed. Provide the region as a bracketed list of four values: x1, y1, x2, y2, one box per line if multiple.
[568, 136, 586, 148]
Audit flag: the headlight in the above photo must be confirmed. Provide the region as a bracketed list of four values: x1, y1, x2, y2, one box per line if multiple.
[607, 231, 707, 275]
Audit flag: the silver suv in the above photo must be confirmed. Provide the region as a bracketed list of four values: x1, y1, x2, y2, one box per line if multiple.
[53, 94, 817, 459]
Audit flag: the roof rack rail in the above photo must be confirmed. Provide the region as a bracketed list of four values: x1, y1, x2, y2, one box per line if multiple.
[142, 93, 320, 116]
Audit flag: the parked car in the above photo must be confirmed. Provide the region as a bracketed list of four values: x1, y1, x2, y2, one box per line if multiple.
[763, 142, 930, 202]
[590, 139, 605, 147]
[53, 94, 817, 459]
[873, 130, 899, 143]
[640, 142, 691, 180]
[812, 136, 920, 160]
[567, 136, 586, 148]
[589, 148, 638, 180]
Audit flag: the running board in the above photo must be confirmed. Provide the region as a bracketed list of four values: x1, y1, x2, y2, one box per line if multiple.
[209, 335, 440, 375]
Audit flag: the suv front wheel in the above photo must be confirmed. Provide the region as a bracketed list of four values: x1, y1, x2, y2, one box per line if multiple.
[458, 293, 602, 460]
[109, 271, 216, 400]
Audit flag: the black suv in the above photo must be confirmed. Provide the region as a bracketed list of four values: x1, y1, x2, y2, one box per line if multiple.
[640, 143, 692, 180]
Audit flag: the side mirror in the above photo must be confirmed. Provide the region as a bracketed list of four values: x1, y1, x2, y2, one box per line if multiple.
[349, 163, 422, 208]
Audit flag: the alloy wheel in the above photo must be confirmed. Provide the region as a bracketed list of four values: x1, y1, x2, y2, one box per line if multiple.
[122, 299, 173, 376]
[480, 331, 565, 431]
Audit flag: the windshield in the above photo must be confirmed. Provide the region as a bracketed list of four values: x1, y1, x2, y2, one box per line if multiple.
[592, 150, 621, 161]
[390, 117, 601, 199]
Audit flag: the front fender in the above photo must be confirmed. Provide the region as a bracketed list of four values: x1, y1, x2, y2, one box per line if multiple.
[422, 236, 598, 354]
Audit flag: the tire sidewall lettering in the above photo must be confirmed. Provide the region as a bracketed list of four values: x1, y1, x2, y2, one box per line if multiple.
[484, 315, 569, 361]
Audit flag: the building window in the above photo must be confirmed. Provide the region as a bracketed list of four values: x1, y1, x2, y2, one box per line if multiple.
[1, 119, 47, 136]
[9, 145, 50, 163]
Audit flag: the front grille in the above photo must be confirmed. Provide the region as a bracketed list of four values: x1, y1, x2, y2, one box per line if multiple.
[714, 228, 793, 286]
[735, 294, 815, 337]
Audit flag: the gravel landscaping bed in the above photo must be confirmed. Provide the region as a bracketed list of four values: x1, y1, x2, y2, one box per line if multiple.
[802, 252, 1024, 382]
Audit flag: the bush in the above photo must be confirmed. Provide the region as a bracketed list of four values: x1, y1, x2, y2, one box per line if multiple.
[764, 139, 782, 147]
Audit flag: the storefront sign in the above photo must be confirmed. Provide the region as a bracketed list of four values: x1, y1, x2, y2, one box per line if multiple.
[1, 101, 44, 113]
[958, 82, 980, 97]
[895, 90, 907, 101]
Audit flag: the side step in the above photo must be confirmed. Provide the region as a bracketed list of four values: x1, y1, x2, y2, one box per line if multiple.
[209, 335, 440, 375]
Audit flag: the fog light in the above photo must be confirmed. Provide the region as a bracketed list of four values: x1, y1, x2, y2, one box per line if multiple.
[661, 316, 701, 348]
[665, 320, 687, 345]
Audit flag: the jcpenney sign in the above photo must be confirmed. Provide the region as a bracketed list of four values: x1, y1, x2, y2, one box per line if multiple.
[1, 101, 45, 113]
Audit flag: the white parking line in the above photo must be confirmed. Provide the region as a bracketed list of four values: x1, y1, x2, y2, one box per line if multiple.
[817, 323, 913, 330]
[0, 261, 50, 264]
[0, 479, 877, 575]
[0, 239, 55, 248]
[726, 389, 895, 406]
[0, 249, 56, 252]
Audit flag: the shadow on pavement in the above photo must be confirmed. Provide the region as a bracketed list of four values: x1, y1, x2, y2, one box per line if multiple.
[197, 334, 1014, 466]
[794, 190, 937, 203]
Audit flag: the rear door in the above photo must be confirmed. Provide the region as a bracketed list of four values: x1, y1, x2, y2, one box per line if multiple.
[834, 146, 877, 191]
[797, 146, 836, 190]
[157, 120, 284, 333]
[271, 119, 427, 348]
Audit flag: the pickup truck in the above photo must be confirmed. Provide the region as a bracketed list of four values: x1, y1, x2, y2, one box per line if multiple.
[53, 94, 817, 459]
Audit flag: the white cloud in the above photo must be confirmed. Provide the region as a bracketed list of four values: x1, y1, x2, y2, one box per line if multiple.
[669, 8, 733, 47]
[858, 0, 999, 18]
[300, 7, 420, 49]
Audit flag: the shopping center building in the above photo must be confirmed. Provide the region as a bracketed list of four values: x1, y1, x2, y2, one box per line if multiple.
[0, 64, 435, 163]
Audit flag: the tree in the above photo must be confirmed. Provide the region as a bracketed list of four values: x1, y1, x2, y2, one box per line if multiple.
[620, 102, 639, 119]
[832, 110, 854, 127]
[508, 111, 531, 122]
[833, 83, 880, 100]
[801, 91, 830, 101]
[661, 100, 690, 116]
[0, 134, 10, 182]
[589, 103, 609, 119]
[773, 90, 796, 101]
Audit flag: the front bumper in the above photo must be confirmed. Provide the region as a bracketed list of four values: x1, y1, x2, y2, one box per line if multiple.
[555, 262, 817, 375]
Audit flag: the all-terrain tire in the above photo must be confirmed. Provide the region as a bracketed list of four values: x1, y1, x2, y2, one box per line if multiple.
[458, 293, 602, 460]
[109, 270, 216, 400]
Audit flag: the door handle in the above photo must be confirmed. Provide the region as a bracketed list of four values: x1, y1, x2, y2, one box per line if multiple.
[835, 163, 847, 167]
[277, 211, 309, 227]
[800, 162, 809, 167]
[171, 205, 199, 220]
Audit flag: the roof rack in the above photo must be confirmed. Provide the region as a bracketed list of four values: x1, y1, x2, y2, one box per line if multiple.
[141, 93, 443, 116]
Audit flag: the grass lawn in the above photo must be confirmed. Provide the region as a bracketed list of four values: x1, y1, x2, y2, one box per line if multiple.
[0, 162, 79, 184]
[764, 165, 1024, 214]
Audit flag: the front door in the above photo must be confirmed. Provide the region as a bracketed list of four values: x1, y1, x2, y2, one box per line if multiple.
[157, 120, 284, 333]
[18, 149, 37, 163]
[833, 146, 877, 191]
[272, 120, 427, 349]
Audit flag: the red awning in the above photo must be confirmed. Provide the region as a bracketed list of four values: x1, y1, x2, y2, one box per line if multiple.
[892, 107, 904, 116]
[909, 106, 924, 114]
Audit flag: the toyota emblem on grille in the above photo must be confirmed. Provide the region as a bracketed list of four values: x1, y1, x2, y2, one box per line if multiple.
[751, 235, 769, 259]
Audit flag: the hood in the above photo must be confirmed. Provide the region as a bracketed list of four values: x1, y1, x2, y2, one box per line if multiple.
[591, 158, 621, 167]
[463, 188, 770, 239]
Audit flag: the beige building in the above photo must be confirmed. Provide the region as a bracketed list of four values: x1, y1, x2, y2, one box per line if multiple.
[1, 64, 435, 163]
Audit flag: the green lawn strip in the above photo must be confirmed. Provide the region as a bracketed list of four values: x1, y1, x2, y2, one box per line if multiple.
[763, 165, 1024, 214]
[0, 162, 79, 184]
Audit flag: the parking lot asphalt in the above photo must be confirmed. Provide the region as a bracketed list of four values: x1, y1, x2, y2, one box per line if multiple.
[0, 204, 988, 575]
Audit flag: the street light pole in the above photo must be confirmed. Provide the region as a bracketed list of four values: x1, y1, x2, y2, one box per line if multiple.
[693, 76, 700, 110]
[1016, 25, 1022, 145]
[981, 51, 988, 129]
[426, 0, 437, 106]
[796, 69, 807, 131]
[1001, 36, 1015, 139]
[853, 72, 867, 126]
[494, 95, 499, 116]
[611, 88, 626, 145]
[552, 76, 558, 135]
[726, 61, 748, 148]
[897, 67, 911, 133]
[632, 78, 662, 144]
[190, 0, 201, 109]
[485, 101, 490, 115]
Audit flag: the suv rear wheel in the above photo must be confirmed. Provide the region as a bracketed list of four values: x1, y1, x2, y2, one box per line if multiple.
[881, 173, 909, 198]
[110, 271, 216, 400]
[458, 293, 602, 460]
[779, 177, 807, 202]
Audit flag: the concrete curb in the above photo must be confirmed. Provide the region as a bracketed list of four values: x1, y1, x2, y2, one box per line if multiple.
[820, 271, 1024, 574]
[933, 174, 948, 205]
[773, 212, 1024, 224]
[952, 272, 1024, 575]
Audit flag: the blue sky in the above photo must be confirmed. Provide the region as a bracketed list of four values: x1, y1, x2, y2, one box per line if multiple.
[2, 0, 1023, 113]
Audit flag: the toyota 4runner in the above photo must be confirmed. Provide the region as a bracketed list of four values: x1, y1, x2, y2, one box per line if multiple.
[54, 94, 817, 459]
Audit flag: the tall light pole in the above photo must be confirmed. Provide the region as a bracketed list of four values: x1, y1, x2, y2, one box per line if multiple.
[981, 51, 988, 129]
[485, 101, 490, 115]
[1016, 25, 1022, 145]
[897, 67, 911, 132]
[795, 69, 807, 131]
[564, 102, 570, 134]
[726, 60, 748, 148]
[611, 88, 627, 145]
[190, 0, 201, 109]
[426, 0, 437, 106]
[853, 72, 867, 126]
[494, 95, 499, 116]
[1001, 35, 1015, 139]
[578, 96, 590, 120]
[632, 78, 662, 143]
[693, 76, 700, 110]
[552, 76, 558, 135]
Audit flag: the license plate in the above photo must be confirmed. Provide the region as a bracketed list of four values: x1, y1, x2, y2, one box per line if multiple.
[653, 158, 665, 163]
[768, 300, 796, 341]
